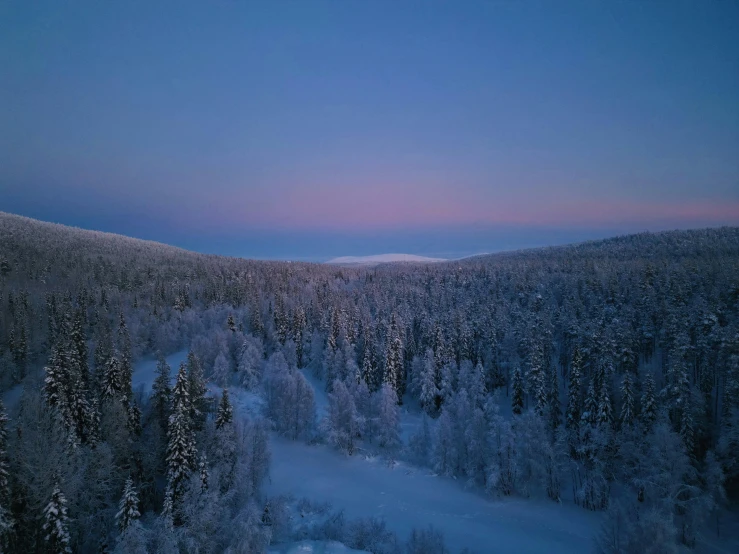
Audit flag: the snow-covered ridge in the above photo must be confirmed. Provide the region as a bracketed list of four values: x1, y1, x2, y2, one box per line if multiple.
[325, 254, 446, 265]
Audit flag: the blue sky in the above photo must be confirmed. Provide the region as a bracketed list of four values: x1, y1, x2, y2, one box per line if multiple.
[1, 1, 737, 260]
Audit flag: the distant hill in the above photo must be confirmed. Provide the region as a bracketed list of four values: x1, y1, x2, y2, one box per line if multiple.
[325, 253, 446, 266]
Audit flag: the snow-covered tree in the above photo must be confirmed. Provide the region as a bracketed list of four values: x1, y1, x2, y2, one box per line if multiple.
[215, 389, 234, 429]
[43, 484, 72, 554]
[152, 354, 172, 430]
[419, 348, 438, 415]
[566, 346, 583, 429]
[641, 371, 657, 431]
[620, 371, 635, 427]
[212, 351, 230, 387]
[198, 454, 209, 493]
[383, 316, 404, 399]
[511, 365, 524, 415]
[325, 380, 360, 455]
[101, 355, 124, 403]
[166, 364, 197, 507]
[116, 477, 141, 533]
[375, 383, 400, 452]
[237, 334, 263, 389]
[187, 352, 207, 431]
[0, 401, 11, 549]
[582, 380, 598, 426]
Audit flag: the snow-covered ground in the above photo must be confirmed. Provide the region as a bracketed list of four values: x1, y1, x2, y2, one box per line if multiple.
[1, 382, 24, 411]
[266, 436, 599, 554]
[325, 254, 445, 265]
[269, 541, 368, 554]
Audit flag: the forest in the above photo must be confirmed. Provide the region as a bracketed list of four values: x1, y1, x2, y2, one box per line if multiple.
[1, 211, 738, 553]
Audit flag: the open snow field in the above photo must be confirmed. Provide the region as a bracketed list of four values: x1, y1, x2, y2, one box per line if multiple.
[266, 436, 599, 554]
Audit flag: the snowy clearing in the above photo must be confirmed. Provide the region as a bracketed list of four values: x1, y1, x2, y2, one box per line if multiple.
[269, 540, 369, 554]
[266, 437, 600, 553]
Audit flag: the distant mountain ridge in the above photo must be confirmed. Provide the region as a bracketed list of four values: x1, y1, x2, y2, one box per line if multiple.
[325, 253, 446, 265]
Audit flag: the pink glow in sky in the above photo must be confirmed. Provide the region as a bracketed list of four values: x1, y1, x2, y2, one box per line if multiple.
[198, 183, 739, 232]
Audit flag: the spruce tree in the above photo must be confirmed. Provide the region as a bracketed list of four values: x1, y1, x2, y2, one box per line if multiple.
[116, 478, 141, 533]
[101, 356, 123, 403]
[199, 454, 209, 493]
[642, 371, 657, 431]
[597, 379, 612, 426]
[127, 401, 142, 436]
[166, 363, 197, 506]
[187, 352, 207, 431]
[511, 365, 524, 415]
[376, 383, 401, 451]
[620, 371, 635, 427]
[117, 313, 133, 402]
[0, 401, 11, 550]
[43, 485, 72, 554]
[582, 380, 598, 425]
[361, 340, 375, 390]
[152, 355, 172, 431]
[383, 316, 404, 400]
[215, 389, 234, 429]
[44, 345, 68, 414]
[566, 346, 583, 429]
[549, 363, 561, 430]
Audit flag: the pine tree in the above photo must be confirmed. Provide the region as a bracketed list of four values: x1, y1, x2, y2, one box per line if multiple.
[641, 371, 657, 431]
[549, 362, 561, 430]
[376, 383, 401, 452]
[43, 485, 72, 554]
[419, 349, 438, 414]
[582, 380, 598, 425]
[0, 401, 11, 549]
[152, 355, 172, 430]
[116, 477, 141, 533]
[101, 355, 123, 403]
[87, 397, 101, 446]
[383, 316, 404, 401]
[215, 389, 234, 429]
[199, 454, 209, 492]
[620, 371, 635, 427]
[166, 402, 196, 506]
[597, 379, 612, 426]
[0, 402, 9, 501]
[566, 346, 583, 429]
[361, 339, 375, 390]
[127, 401, 142, 436]
[117, 313, 133, 402]
[508, 364, 522, 415]
[469, 361, 487, 409]
[172, 363, 191, 414]
[294, 306, 307, 368]
[167, 363, 197, 506]
[44, 345, 68, 414]
[187, 352, 207, 431]
[680, 392, 695, 458]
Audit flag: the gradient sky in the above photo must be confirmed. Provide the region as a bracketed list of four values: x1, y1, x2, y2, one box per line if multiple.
[1, 1, 738, 260]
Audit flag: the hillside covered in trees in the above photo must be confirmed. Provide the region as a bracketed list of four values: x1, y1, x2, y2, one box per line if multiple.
[1, 211, 738, 553]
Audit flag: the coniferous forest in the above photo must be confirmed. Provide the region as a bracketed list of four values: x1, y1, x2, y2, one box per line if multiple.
[1, 211, 739, 553]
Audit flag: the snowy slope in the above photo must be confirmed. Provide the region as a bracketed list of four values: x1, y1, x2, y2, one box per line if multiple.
[269, 541, 368, 554]
[325, 254, 445, 265]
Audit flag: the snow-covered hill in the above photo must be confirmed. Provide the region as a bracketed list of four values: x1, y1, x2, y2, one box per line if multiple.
[325, 254, 445, 266]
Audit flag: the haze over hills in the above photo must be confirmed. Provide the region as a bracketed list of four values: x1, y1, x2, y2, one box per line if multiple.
[325, 254, 446, 266]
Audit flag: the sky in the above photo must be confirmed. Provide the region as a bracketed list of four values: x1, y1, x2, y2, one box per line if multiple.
[1, 1, 738, 261]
